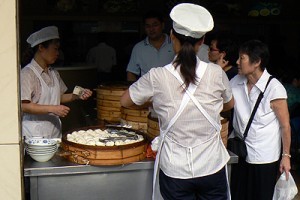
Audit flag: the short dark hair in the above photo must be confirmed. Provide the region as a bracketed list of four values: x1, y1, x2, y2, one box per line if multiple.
[143, 10, 164, 23]
[214, 32, 238, 67]
[239, 40, 269, 70]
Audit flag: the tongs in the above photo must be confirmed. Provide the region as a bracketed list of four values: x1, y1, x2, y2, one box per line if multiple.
[104, 120, 132, 128]
[99, 129, 138, 142]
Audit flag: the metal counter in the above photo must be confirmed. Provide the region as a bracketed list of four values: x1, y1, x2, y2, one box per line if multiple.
[24, 151, 238, 200]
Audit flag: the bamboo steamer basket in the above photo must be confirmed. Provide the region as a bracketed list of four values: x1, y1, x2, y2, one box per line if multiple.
[121, 107, 149, 133]
[61, 126, 148, 166]
[147, 115, 160, 140]
[95, 84, 129, 123]
[221, 117, 229, 147]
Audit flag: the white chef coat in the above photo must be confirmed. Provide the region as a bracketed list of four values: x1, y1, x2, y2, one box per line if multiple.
[230, 70, 287, 163]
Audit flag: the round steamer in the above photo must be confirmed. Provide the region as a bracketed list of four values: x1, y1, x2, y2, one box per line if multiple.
[120, 107, 149, 133]
[61, 126, 148, 166]
[95, 84, 129, 123]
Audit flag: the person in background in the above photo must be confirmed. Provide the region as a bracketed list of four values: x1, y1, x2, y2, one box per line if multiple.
[86, 33, 117, 83]
[208, 32, 238, 80]
[282, 66, 300, 118]
[197, 43, 210, 63]
[208, 32, 239, 136]
[126, 10, 175, 82]
[230, 40, 291, 200]
[21, 26, 93, 139]
[121, 3, 234, 199]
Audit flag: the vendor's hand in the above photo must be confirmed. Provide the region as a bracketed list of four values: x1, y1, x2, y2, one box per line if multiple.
[79, 89, 93, 100]
[280, 156, 291, 180]
[51, 105, 70, 117]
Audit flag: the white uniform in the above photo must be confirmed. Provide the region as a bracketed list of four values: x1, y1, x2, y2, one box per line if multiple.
[22, 63, 62, 139]
[129, 59, 232, 199]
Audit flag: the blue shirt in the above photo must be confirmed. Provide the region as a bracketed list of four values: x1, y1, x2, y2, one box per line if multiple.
[126, 34, 175, 76]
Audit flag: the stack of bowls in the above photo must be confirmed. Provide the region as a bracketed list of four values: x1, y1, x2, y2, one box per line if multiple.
[25, 138, 58, 162]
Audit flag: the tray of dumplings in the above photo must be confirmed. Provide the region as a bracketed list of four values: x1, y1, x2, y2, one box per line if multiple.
[61, 125, 149, 166]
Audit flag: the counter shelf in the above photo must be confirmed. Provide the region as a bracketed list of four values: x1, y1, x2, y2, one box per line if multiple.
[24, 150, 237, 200]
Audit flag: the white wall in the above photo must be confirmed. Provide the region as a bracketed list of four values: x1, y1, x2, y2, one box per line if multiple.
[0, 0, 23, 199]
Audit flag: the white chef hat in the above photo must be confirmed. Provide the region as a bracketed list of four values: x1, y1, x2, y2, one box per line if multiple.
[26, 26, 60, 47]
[170, 3, 214, 39]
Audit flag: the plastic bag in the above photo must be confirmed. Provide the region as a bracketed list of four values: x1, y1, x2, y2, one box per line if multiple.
[272, 172, 298, 200]
[151, 136, 161, 152]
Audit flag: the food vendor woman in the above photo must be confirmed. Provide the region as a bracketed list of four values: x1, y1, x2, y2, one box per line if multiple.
[20, 26, 92, 139]
[121, 3, 234, 199]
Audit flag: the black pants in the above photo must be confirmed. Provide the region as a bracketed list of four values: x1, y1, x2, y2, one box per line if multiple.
[159, 167, 228, 200]
[230, 159, 279, 200]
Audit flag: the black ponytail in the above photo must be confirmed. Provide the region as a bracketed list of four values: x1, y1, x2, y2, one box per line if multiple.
[172, 29, 202, 88]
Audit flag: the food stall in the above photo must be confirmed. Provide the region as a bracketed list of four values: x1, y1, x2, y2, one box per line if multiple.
[24, 151, 237, 200]
[23, 80, 238, 200]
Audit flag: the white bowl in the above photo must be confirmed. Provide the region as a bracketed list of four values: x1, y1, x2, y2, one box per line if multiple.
[28, 151, 56, 162]
[26, 144, 57, 150]
[25, 144, 57, 149]
[25, 138, 57, 146]
[26, 147, 57, 154]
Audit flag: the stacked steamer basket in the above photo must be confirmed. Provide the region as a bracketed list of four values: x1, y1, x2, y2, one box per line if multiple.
[61, 126, 148, 166]
[96, 84, 128, 122]
[147, 114, 160, 141]
[220, 117, 229, 147]
[120, 107, 149, 133]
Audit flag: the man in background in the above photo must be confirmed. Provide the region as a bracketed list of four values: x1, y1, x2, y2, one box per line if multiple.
[86, 33, 117, 83]
[126, 10, 175, 81]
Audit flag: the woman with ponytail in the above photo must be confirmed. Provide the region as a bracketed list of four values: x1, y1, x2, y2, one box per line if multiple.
[121, 3, 234, 199]
[20, 26, 92, 139]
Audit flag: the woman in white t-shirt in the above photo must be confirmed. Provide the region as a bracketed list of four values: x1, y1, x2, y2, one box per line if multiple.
[230, 40, 291, 200]
[121, 3, 234, 200]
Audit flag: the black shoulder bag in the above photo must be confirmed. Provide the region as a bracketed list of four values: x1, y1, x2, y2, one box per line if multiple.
[228, 76, 274, 159]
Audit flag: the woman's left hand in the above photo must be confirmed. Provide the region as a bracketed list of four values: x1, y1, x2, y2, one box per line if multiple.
[280, 156, 291, 180]
[79, 89, 93, 100]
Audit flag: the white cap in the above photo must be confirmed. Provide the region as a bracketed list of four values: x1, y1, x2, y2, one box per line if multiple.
[26, 26, 60, 47]
[170, 3, 214, 39]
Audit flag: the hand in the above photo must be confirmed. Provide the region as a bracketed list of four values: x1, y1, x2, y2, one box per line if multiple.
[280, 156, 291, 180]
[79, 89, 93, 100]
[51, 105, 70, 117]
[216, 55, 229, 69]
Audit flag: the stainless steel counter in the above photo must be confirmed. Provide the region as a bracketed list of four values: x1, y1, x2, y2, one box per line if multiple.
[24, 151, 238, 200]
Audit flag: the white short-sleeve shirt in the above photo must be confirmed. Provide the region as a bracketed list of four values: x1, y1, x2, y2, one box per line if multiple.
[129, 61, 232, 178]
[126, 34, 175, 76]
[230, 70, 287, 164]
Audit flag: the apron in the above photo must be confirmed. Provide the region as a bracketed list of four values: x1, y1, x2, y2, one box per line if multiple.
[22, 65, 62, 139]
[152, 61, 231, 200]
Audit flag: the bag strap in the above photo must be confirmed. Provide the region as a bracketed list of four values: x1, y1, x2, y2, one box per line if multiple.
[243, 76, 274, 139]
